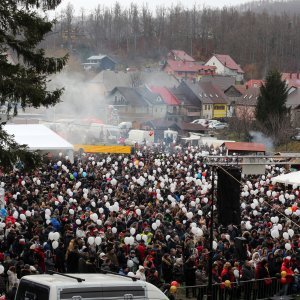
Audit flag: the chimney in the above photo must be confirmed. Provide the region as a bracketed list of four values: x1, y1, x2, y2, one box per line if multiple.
[290, 72, 292, 79]
[297, 73, 299, 79]
[246, 84, 248, 90]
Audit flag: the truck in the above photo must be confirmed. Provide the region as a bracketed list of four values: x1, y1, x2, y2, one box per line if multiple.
[15, 272, 169, 300]
[125, 130, 154, 145]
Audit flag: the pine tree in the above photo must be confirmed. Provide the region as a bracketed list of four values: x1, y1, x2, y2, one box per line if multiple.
[255, 69, 289, 142]
[0, 0, 68, 171]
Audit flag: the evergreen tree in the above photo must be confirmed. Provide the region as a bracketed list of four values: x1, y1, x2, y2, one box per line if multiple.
[0, 0, 68, 171]
[255, 69, 289, 142]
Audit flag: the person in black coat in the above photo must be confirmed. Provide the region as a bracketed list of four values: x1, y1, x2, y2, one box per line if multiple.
[162, 253, 173, 283]
[184, 255, 197, 298]
[66, 245, 80, 273]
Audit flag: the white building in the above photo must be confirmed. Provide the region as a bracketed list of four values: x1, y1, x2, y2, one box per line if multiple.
[205, 54, 244, 82]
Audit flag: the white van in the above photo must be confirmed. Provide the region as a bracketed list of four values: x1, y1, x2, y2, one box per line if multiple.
[125, 130, 154, 145]
[15, 273, 169, 300]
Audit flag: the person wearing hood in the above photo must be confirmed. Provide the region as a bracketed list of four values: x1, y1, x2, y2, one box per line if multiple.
[135, 265, 146, 281]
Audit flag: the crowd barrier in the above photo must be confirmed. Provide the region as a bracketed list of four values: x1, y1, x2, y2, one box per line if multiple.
[177, 275, 300, 300]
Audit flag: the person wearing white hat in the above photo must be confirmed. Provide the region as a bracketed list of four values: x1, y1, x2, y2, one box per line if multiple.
[135, 265, 146, 281]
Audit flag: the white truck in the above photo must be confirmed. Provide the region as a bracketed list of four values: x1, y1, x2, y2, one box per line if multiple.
[15, 273, 169, 300]
[125, 130, 154, 145]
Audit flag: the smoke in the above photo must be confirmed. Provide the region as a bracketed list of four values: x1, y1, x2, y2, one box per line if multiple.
[249, 131, 274, 151]
[44, 71, 109, 144]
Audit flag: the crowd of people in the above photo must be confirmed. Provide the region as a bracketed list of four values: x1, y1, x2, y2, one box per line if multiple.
[0, 143, 299, 299]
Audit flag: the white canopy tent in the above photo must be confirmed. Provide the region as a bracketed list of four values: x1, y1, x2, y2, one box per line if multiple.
[271, 171, 300, 187]
[4, 124, 74, 163]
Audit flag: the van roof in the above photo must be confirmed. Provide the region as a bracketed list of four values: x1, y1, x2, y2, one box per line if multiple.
[21, 273, 142, 287]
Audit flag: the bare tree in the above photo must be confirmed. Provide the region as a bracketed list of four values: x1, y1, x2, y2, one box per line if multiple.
[130, 71, 143, 87]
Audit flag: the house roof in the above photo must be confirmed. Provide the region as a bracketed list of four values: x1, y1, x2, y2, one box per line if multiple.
[213, 54, 244, 74]
[286, 87, 300, 108]
[184, 80, 228, 104]
[165, 60, 216, 73]
[169, 50, 195, 62]
[236, 87, 260, 106]
[109, 87, 147, 107]
[222, 142, 266, 152]
[282, 73, 300, 87]
[87, 54, 116, 63]
[135, 86, 164, 105]
[199, 75, 236, 91]
[149, 86, 181, 105]
[245, 79, 264, 88]
[143, 119, 177, 130]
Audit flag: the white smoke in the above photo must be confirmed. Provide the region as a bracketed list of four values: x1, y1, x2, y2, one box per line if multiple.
[249, 131, 274, 151]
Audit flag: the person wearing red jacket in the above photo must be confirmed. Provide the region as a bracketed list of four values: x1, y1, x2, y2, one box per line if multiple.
[279, 257, 294, 296]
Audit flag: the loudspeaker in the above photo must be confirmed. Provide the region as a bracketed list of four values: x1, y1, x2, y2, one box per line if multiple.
[234, 237, 248, 261]
[217, 167, 241, 226]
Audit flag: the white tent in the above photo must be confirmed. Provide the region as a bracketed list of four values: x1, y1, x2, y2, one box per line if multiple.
[4, 124, 74, 162]
[271, 171, 300, 186]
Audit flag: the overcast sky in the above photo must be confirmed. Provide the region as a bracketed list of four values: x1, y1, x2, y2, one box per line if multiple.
[52, 0, 251, 15]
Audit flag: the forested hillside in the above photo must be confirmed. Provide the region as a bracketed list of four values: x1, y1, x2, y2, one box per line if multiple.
[45, 1, 300, 78]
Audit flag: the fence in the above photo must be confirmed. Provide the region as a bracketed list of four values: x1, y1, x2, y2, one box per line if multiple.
[177, 275, 300, 300]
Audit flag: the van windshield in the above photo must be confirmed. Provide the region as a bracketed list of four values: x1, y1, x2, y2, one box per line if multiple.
[15, 279, 50, 300]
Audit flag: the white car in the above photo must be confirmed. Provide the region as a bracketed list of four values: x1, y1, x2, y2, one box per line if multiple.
[191, 119, 208, 127]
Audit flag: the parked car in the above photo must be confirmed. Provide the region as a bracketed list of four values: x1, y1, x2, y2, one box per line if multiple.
[212, 123, 227, 130]
[191, 119, 209, 127]
[291, 133, 300, 141]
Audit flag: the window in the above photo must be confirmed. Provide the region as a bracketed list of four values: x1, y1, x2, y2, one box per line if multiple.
[16, 280, 50, 300]
[214, 105, 225, 110]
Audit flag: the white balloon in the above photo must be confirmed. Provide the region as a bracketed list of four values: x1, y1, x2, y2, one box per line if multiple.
[285, 243, 291, 251]
[52, 241, 59, 249]
[96, 220, 102, 226]
[20, 214, 26, 221]
[95, 236, 102, 245]
[152, 223, 157, 231]
[99, 208, 104, 214]
[25, 210, 31, 217]
[233, 269, 239, 278]
[69, 209, 74, 215]
[186, 212, 193, 219]
[13, 211, 19, 219]
[88, 236, 95, 245]
[130, 228, 136, 235]
[48, 232, 54, 241]
[288, 229, 294, 238]
[112, 227, 117, 234]
[53, 232, 60, 241]
[283, 232, 289, 240]
[76, 219, 81, 225]
[91, 213, 98, 222]
[136, 234, 141, 241]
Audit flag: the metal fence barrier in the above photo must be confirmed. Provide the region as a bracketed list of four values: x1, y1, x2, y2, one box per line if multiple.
[177, 275, 300, 300]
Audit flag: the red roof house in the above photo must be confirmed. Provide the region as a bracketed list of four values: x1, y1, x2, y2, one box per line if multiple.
[149, 86, 181, 106]
[282, 73, 300, 87]
[167, 50, 195, 62]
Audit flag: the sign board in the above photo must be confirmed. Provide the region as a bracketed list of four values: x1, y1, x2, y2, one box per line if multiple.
[242, 158, 266, 175]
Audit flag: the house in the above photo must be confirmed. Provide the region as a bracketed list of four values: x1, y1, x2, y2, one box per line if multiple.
[234, 87, 260, 121]
[149, 86, 182, 122]
[282, 73, 300, 88]
[135, 86, 167, 119]
[167, 50, 195, 62]
[205, 54, 244, 82]
[221, 142, 266, 155]
[286, 86, 300, 127]
[163, 60, 216, 80]
[82, 54, 117, 71]
[174, 80, 229, 120]
[107, 86, 167, 123]
[107, 87, 150, 123]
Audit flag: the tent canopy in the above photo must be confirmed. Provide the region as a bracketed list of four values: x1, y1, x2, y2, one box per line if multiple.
[271, 171, 300, 186]
[4, 125, 74, 162]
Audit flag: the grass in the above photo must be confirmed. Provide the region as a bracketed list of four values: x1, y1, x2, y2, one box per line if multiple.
[276, 141, 300, 152]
